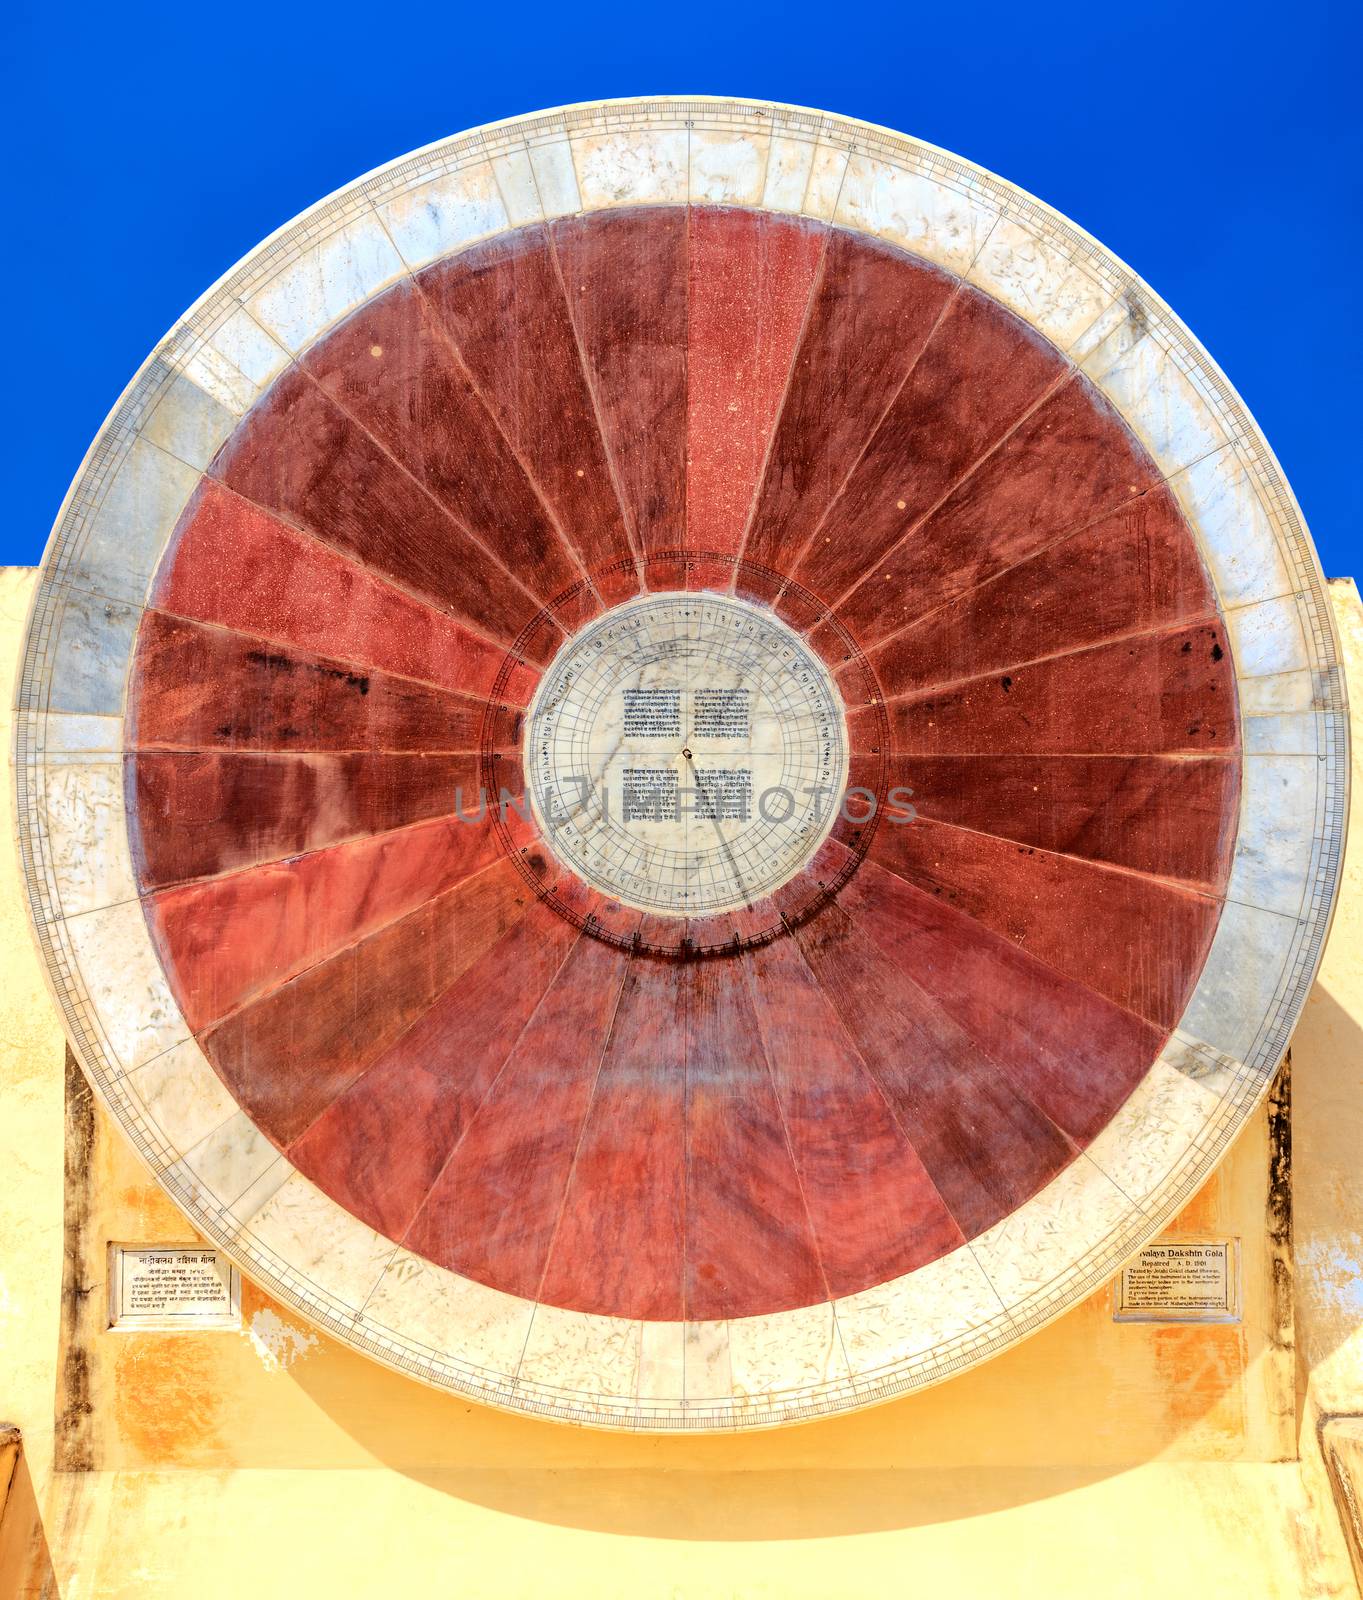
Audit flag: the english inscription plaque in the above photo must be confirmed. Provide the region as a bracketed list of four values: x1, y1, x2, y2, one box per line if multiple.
[1112, 1238, 1240, 1323]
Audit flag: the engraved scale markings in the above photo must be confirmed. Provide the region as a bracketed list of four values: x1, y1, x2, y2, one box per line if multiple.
[525, 593, 847, 914]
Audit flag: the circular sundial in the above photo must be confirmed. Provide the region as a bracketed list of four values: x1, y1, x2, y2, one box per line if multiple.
[525, 591, 848, 917]
[15, 98, 1346, 1430]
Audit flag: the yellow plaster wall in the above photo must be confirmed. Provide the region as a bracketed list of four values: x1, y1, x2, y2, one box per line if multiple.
[3, 566, 1362, 1597]
[1291, 578, 1363, 1586]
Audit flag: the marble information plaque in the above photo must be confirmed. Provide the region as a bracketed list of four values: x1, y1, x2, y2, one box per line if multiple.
[1112, 1238, 1240, 1323]
[107, 1244, 242, 1331]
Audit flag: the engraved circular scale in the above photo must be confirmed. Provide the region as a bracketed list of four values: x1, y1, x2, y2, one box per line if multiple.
[16, 99, 1347, 1430]
[523, 591, 851, 921]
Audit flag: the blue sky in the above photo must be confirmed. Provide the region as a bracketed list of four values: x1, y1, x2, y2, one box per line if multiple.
[3, 1, 1358, 575]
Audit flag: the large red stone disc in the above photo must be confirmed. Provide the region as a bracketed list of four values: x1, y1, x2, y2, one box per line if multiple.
[17, 99, 1346, 1429]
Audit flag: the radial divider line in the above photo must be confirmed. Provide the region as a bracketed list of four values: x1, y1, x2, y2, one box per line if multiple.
[209, 286, 557, 643]
[365, 193, 601, 609]
[358, 925, 589, 1254]
[768, 207, 1002, 610]
[199, 480, 539, 669]
[856, 746, 1233, 763]
[522, 940, 636, 1325]
[135, 765, 521, 897]
[874, 803, 1232, 899]
[733, 951, 836, 1305]
[727, 221, 835, 590]
[775, 280, 967, 586]
[544, 219, 649, 585]
[409, 270, 605, 610]
[352, 926, 597, 1332]
[135, 739, 499, 758]
[131, 750, 503, 896]
[831, 437, 1232, 663]
[782, 918, 967, 1261]
[966, 1236, 1023, 1329]
[813, 363, 1078, 620]
[295, 366, 554, 621]
[804, 886, 1086, 1214]
[845, 882, 1094, 1168]
[843, 488, 1167, 666]
[141, 602, 535, 709]
[856, 852, 1200, 1038]
[181, 848, 527, 1036]
[874, 609, 1230, 707]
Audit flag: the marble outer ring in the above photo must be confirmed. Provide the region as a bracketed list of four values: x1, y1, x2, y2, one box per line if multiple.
[12, 96, 1349, 1432]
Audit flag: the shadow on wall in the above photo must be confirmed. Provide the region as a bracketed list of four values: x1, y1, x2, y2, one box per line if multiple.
[279, 1330, 1134, 1538]
[32, 1019, 1286, 1547]
[373, 1464, 1121, 1541]
[1293, 979, 1363, 1382]
[246, 1064, 1298, 1539]
[0, 1442, 58, 1598]
[264, 1274, 1253, 1541]
[44, 1011, 1303, 1546]
[203, 814, 1363, 1543]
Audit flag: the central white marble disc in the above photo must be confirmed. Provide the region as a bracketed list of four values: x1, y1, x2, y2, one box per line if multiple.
[524, 592, 849, 916]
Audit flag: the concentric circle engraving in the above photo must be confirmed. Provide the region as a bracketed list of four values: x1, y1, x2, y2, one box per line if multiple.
[525, 593, 848, 915]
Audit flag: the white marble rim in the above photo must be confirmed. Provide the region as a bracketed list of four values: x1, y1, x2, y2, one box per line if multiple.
[12, 97, 1350, 1432]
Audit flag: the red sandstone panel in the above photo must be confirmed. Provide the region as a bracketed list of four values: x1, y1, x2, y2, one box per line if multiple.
[394, 934, 628, 1296]
[475, 696, 528, 757]
[553, 208, 688, 562]
[529, 864, 648, 949]
[683, 956, 826, 1320]
[743, 938, 964, 1295]
[740, 233, 955, 574]
[686, 209, 825, 561]
[879, 752, 1239, 888]
[202, 894, 443, 1148]
[771, 579, 833, 640]
[287, 989, 469, 1241]
[538, 959, 688, 1320]
[828, 750, 891, 852]
[430, 850, 544, 983]
[841, 862, 1165, 1144]
[294, 903, 579, 1245]
[836, 374, 1166, 648]
[130, 611, 495, 753]
[146, 821, 516, 1032]
[793, 286, 1067, 604]
[884, 621, 1237, 755]
[681, 553, 741, 596]
[868, 817, 1220, 1029]
[729, 561, 784, 611]
[304, 281, 587, 605]
[420, 226, 640, 598]
[790, 893, 1076, 1240]
[118, 203, 1247, 1331]
[153, 483, 538, 704]
[207, 860, 535, 1158]
[864, 489, 1220, 700]
[685, 911, 739, 954]
[130, 750, 481, 888]
[211, 364, 548, 650]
